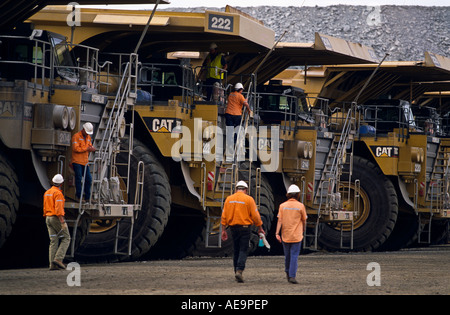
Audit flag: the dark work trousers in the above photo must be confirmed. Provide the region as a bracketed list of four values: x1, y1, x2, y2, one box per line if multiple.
[72, 163, 92, 200]
[230, 225, 251, 272]
[225, 113, 242, 128]
[225, 114, 243, 158]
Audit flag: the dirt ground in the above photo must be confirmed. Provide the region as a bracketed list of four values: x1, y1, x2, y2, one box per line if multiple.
[0, 245, 448, 296]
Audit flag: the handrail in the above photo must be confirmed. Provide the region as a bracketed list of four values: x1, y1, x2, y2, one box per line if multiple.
[96, 54, 137, 186]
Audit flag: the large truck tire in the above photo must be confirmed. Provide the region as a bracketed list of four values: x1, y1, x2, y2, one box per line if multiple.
[75, 139, 171, 263]
[318, 156, 398, 251]
[377, 211, 418, 251]
[144, 206, 206, 259]
[0, 153, 19, 249]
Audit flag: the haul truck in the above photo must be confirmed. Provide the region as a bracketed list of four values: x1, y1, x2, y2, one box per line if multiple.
[0, 22, 149, 266]
[28, 6, 384, 259]
[241, 80, 358, 252]
[0, 1, 173, 268]
[272, 54, 450, 251]
[24, 6, 281, 261]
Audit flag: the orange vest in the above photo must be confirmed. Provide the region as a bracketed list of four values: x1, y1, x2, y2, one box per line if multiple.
[71, 130, 92, 166]
[221, 191, 262, 227]
[43, 186, 65, 217]
[277, 198, 307, 243]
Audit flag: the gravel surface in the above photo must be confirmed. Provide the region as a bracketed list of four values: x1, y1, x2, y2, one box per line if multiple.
[1, 245, 448, 295]
[164, 5, 450, 61]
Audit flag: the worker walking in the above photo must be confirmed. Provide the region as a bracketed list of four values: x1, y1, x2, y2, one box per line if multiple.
[43, 174, 70, 270]
[221, 181, 264, 283]
[275, 184, 307, 284]
[71, 122, 95, 201]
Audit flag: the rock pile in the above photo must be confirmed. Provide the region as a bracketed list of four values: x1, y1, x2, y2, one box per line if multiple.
[165, 5, 450, 61]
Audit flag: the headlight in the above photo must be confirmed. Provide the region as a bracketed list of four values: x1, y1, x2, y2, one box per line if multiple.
[297, 141, 313, 159]
[53, 105, 69, 130]
[67, 107, 76, 131]
[411, 147, 422, 163]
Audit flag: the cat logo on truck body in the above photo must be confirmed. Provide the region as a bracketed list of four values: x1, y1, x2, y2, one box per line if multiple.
[370, 146, 399, 158]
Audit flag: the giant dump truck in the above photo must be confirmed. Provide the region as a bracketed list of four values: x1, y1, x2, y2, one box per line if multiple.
[11, 4, 444, 265]
[0, 26, 146, 258]
[272, 54, 450, 250]
[24, 5, 279, 261]
[26, 5, 385, 261]
[0, 0, 171, 266]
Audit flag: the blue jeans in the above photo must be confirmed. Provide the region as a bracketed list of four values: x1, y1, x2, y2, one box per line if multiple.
[282, 241, 302, 278]
[72, 163, 92, 200]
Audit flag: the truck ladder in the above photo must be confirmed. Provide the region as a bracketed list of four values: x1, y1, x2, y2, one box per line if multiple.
[419, 141, 450, 243]
[92, 53, 138, 196]
[66, 54, 144, 258]
[206, 81, 260, 248]
[306, 103, 357, 250]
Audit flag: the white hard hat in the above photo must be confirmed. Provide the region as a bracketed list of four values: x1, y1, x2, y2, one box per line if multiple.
[209, 42, 218, 50]
[287, 184, 301, 194]
[83, 122, 94, 135]
[236, 180, 248, 189]
[52, 174, 64, 185]
[235, 83, 244, 90]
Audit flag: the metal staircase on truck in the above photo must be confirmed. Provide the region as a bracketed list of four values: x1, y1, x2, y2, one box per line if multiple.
[418, 139, 450, 244]
[205, 81, 262, 249]
[66, 53, 145, 257]
[305, 102, 358, 250]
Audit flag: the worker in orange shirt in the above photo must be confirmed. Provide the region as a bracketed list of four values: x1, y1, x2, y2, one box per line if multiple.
[225, 83, 251, 128]
[275, 184, 307, 284]
[225, 83, 252, 160]
[221, 180, 264, 282]
[72, 122, 95, 201]
[43, 174, 70, 270]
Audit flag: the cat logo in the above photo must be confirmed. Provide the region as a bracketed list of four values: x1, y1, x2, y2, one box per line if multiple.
[144, 117, 181, 133]
[371, 146, 399, 158]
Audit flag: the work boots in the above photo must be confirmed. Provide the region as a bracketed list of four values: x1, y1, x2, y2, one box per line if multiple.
[235, 269, 244, 283]
[288, 277, 298, 284]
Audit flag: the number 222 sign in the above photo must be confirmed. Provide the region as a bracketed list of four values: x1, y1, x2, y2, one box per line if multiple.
[207, 13, 234, 33]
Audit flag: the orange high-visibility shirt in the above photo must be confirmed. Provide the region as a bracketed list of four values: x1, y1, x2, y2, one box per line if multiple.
[277, 198, 307, 243]
[71, 130, 92, 166]
[226, 91, 247, 116]
[221, 191, 263, 227]
[43, 186, 65, 217]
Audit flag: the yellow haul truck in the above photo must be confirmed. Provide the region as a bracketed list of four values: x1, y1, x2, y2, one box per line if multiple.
[273, 55, 450, 250]
[25, 6, 280, 261]
[27, 6, 384, 259]
[0, 1, 168, 268]
[0, 24, 150, 267]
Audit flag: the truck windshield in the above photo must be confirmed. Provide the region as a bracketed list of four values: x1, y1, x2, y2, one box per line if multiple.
[48, 33, 77, 83]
